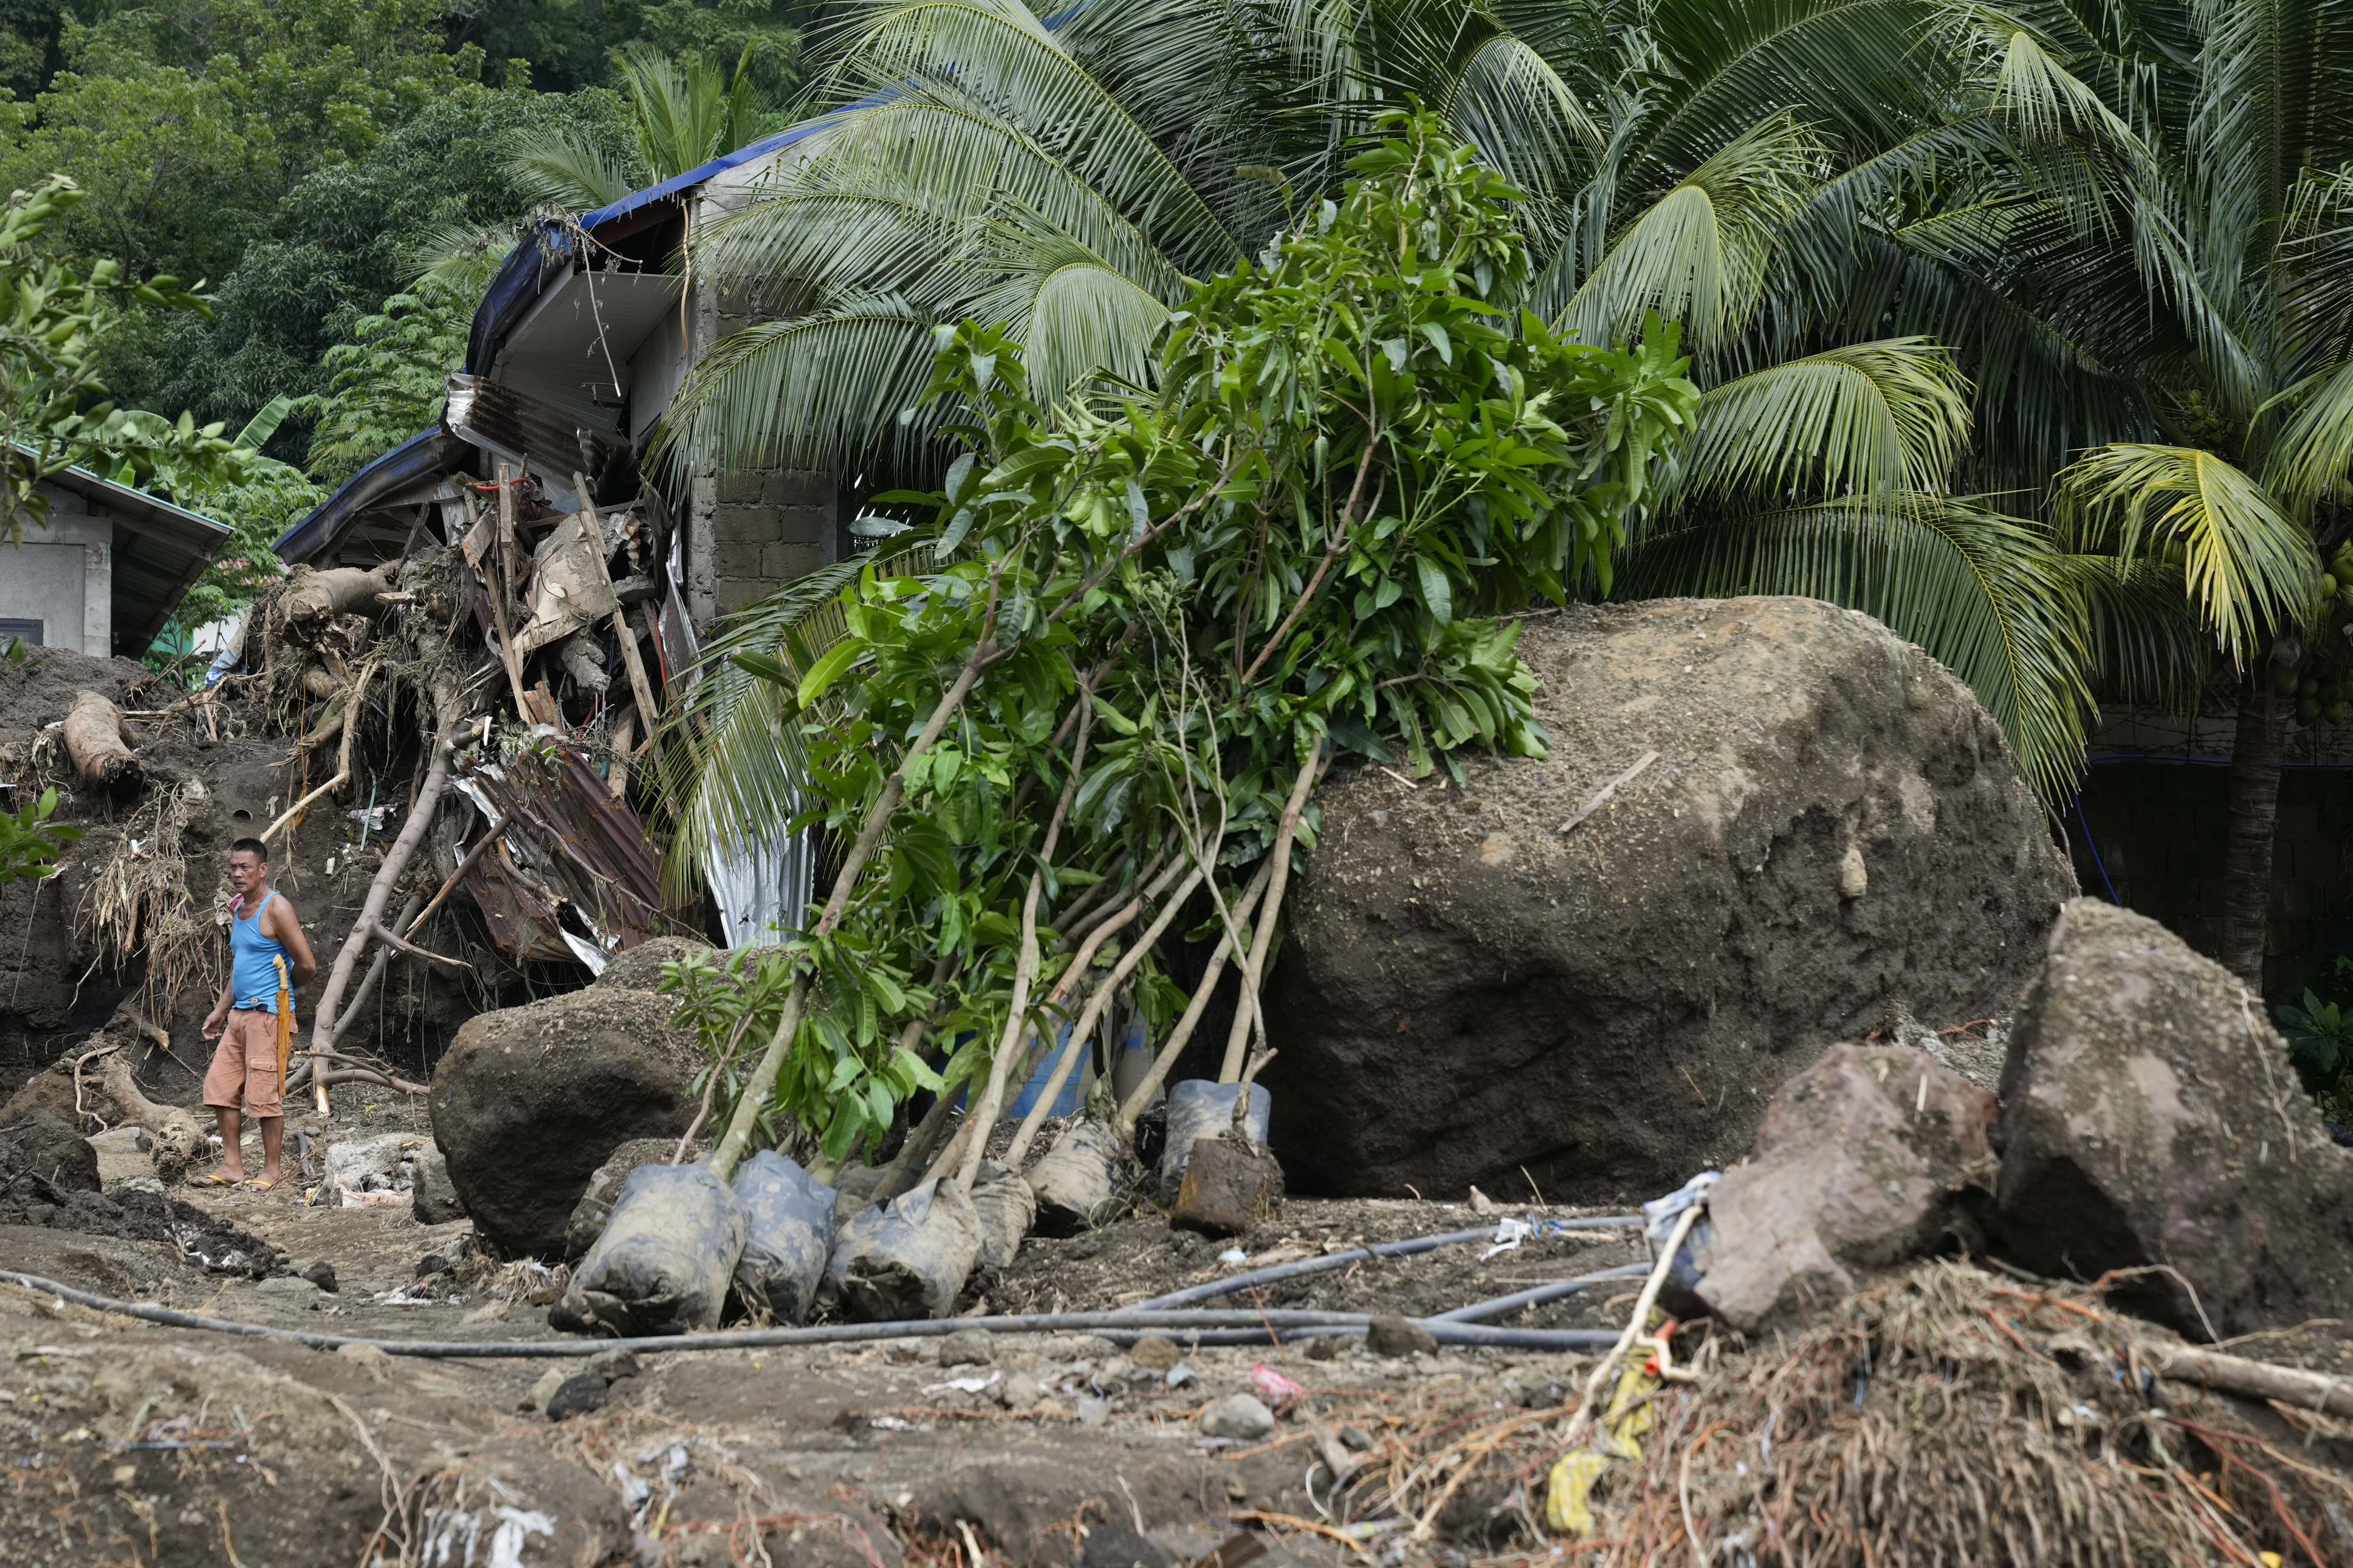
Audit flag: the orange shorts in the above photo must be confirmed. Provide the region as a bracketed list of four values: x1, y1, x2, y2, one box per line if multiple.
[204, 1007, 286, 1118]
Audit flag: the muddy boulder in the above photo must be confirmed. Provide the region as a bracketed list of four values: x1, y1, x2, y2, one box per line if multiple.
[590, 934, 714, 993]
[1994, 899, 2353, 1337]
[430, 988, 703, 1256]
[1694, 1044, 1996, 1330]
[1263, 598, 2073, 1200]
[0, 1109, 101, 1194]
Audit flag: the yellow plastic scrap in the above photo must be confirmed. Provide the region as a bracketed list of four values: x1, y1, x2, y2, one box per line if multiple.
[1544, 1348, 1664, 1534]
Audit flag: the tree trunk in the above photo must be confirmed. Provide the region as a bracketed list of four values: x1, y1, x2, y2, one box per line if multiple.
[63, 691, 140, 790]
[2221, 674, 2287, 986]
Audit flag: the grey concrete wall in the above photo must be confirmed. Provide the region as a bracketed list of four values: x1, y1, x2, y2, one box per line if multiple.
[0, 485, 111, 653]
[709, 467, 834, 618]
[679, 274, 837, 632]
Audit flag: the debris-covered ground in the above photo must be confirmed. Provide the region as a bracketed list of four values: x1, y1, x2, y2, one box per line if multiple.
[3, 1148, 2351, 1568]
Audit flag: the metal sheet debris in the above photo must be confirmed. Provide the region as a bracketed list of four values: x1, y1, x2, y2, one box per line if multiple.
[453, 745, 698, 962]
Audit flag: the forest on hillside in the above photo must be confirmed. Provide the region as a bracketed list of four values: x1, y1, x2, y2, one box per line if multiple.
[0, 0, 803, 649]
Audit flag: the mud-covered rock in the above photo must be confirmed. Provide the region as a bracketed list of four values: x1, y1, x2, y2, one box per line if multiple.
[1263, 598, 2073, 1200]
[1695, 1044, 1996, 1330]
[0, 1110, 100, 1193]
[589, 934, 714, 994]
[0, 1126, 281, 1276]
[1994, 899, 2353, 1337]
[430, 989, 701, 1256]
[411, 1143, 464, 1225]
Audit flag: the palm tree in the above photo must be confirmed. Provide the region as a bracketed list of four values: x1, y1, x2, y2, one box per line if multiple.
[660, 0, 2127, 804]
[510, 41, 781, 211]
[1911, 0, 2350, 984]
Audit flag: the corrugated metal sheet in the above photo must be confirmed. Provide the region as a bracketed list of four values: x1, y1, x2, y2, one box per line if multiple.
[456, 747, 701, 962]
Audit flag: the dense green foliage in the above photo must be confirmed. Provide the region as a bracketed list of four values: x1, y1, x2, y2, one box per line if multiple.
[2278, 958, 2353, 1124]
[0, 0, 800, 474]
[662, 0, 2107, 790]
[0, 0, 799, 651]
[660, 115, 1698, 1169]
[292, 275, 473, 484]
[0, 176, 254, 544]
[0, 782, 78, 883]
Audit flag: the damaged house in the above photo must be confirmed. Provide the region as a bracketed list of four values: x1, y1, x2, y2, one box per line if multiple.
[0, 462, 229, 658]
[274, 120, 853, 953]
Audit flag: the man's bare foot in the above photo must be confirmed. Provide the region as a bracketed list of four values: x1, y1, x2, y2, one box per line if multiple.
[193, 1169, 244, 1187]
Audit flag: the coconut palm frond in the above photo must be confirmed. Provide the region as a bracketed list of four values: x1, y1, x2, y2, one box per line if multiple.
[1550, 110, 1820, 357]
[1670, 338, 1971, 507]
[2279, 165, 2353, 375]
[2062, 553, 2217, 713]
[650, 298, 954, 480]
[967, 211, 1178, 406]
[2258, 357, 2353, 519]
[1633, 0, 1954, 179]
[816, 0, 1246, 274]
[506, 128, 650, 212]
[1617, 495, 2094, 793]
[2053, 441, 2318, 665]
[692, 185, 969, 303]
[1432, 26, 1602, 202]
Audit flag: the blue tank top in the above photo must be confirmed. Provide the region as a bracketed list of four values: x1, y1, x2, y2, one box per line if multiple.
[230, 891, 288, 1010]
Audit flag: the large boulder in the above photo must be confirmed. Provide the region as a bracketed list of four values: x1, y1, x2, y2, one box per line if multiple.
[1994, 899, 2353, 1337]
[430, 988, 703, 1256]
[0, 1110, 100, 1194]
[591, 935, 713, 994]
[1263, 597, 2074, 1200]
[1694, 1044, 1996, 1330]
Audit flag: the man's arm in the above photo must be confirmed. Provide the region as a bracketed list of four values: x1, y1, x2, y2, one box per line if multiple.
[264, 898, 320, 988]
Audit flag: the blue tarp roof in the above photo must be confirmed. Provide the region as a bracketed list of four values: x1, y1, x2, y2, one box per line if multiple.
[272, 428, 469, 563]
[578, 114, 843, 231]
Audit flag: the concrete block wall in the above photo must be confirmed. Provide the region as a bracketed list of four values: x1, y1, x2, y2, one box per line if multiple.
[0, 482, 112, 654]
[678, 274, 841, 631]
[709, 467, 835, 618]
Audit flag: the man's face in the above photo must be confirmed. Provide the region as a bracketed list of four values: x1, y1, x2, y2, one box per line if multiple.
[228, 851, 264, 897]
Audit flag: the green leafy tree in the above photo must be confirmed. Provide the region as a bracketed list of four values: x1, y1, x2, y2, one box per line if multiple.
[507, 40, 780, 210]
[0, 175, 249, 544]
[0, 0, 484, 282]
[149, 398, 322, 663]
[655, 114, 1699, 1178]
[0, 785, 78, 883]
[662, 0, 2104, 791]
[293, 274, 472, 483]
[445, 0, 800, 98]
[132, 84, 632, 442]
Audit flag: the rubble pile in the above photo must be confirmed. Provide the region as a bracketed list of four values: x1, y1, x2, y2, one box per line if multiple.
[0, 465, 707, 1162]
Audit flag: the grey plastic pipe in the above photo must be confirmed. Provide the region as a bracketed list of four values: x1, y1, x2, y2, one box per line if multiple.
[1430, 1262, 1654, 1320]
[2, 1272, 1618, 1358]
[1127, 1214, 1647, 1312]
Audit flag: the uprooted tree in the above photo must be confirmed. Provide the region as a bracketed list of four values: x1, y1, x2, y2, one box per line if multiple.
[656, 112, 1702, 1186]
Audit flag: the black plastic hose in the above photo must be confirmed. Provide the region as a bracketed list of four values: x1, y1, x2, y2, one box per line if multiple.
[1, 1272, 1616, 1357]
[1126, 1214, 1647, 1312]
[1431, 1262, 1653, 1322]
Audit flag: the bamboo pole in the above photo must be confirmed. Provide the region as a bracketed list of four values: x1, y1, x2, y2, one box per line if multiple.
[1113, 856, 1274, 1139]
[1217, 741, 1325, 1082]
[1006, 858, 1207, 1168]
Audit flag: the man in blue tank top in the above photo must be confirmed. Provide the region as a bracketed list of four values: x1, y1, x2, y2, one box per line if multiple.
[197, 838, 317, 1189]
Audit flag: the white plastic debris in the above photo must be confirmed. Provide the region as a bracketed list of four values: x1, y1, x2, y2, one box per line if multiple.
[1480, 1216, 1531, 1261]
